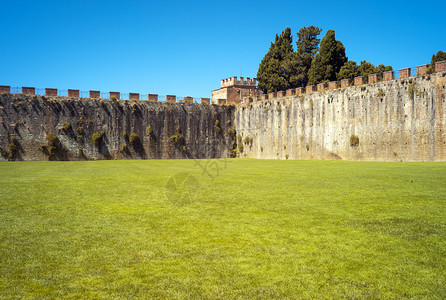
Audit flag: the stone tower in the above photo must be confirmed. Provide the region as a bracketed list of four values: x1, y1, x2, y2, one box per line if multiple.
[211, 77, 260, 104]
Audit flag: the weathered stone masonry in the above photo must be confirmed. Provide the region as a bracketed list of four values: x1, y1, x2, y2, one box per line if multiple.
[235, 72, 446, 161]
[0, 96, 234, 160]
[0, 64, 445, 162]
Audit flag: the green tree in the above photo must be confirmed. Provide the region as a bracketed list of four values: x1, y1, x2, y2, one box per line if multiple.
[281, 52, 301, 88]
[283, 26, 322, 87]
[359, 60, 375, 76]
[431, 50, 446, 65]
[337, 60, 392, 81]
[307, 30, 347, 85]
[337, 60, 361, 81]
[374, 64, 393, 74]
[257, 28, 294, 93]
[359, 60, 392, 76]
[427, 50, 446, 73]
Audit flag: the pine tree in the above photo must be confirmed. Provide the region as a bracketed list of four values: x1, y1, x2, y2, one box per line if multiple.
[307, 30, 347, 85]
[282, 26, 322, 88]
[257, 28, 293, 93]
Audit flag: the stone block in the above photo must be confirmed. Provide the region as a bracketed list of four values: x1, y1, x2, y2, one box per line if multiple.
[0, 85, 10, 93]
[286, 89, 293, 96]
[295, 87, 304, 95]
[368, 74, 379, 84]
[201, 97, 210, 104]
[129, 93, 139, 100]
[109, 92, 120, 100]
[416, 64, 429, 76]
[383, 71, 394, 81]
[148, 94, 158, 101]
[184, 96, 193, 104]
[306, 85, 315, 93]
[354, 76, 367, 86]
[317, 83, 327, 91]
[22, 87, 35, 95]
[435, 60, 446, 72]
[399, 68, 411, 79]
[89, 90, 100, 98]
[45, 88, 57, 96]
[328, 81, 337, 90]
[277, 91, 285, 98]
[166, 95, 176, 103]
[341, 79, 351, 88]
[268, 92, 275, 99]
[68, 89, 79, 97]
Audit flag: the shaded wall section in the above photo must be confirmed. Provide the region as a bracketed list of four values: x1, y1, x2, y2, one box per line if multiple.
[0, 95, 234, 161]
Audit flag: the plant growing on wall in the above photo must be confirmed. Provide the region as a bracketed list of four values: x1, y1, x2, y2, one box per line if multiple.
[215, 120, 221, 134]
[129, 133, 140, 146]
[169, 131, 185, 146]
[8, 136, 19, 159]
[62, 122, 72, 131]
[227, 127, 237, 158]
[43, 132, 67, 160]
[1, 137, 20, 160]
[243, 136, 254, 149]
[376, 89, 385, 100]
[0, 147, 8, 159]
[169, 126, 187, 154]
[120, 143, 128, 153]
[92, 131, 105, 146]
[78, 146, 85, 157]
[238, 143, 244, 153]
[350, 134, 359, 147]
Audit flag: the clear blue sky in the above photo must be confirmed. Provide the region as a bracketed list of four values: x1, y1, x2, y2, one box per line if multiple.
[1, 0, 445, 98]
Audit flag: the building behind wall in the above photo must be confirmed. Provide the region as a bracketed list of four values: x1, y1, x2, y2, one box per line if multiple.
[211, 76, 260, 104]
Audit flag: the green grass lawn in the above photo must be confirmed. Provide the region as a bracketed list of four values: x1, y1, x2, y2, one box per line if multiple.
[0, 159, 445, 298]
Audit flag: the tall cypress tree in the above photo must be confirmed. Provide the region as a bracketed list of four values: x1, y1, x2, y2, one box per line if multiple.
[282, 26, 322, 88]
[295, 26, 322, 87]
[307, 30, 347, 85]
[257, 28, 293, 93]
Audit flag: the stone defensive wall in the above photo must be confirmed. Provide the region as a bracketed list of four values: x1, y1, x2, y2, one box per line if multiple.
[1, 60, 445, 161]
[0, 94, 233, 160]
[235, 68, 446, 161]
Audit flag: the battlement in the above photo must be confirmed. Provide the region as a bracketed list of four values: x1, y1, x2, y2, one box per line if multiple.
[0, 86, 211, 104]
[220, 76, 257, 88]
[250, 60, 446, 101]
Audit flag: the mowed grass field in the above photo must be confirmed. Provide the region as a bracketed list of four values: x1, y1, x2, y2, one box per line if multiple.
[0, 159, 445, 298]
